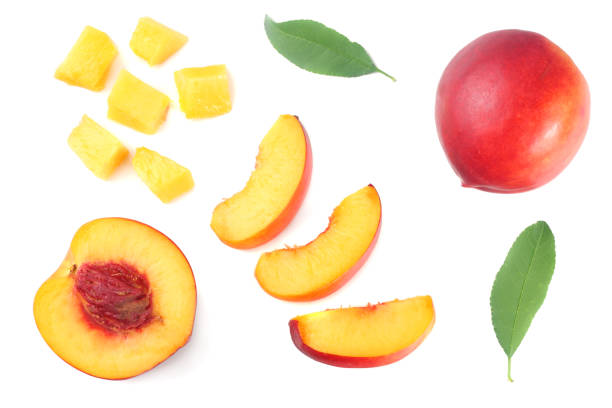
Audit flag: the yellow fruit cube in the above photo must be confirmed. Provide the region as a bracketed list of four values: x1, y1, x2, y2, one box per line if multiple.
[130, 17, 188, 66]
[55, 26, 117, 91]
[174, 65, 232, 119]
[68, 115, 128, 179]
[133, 147, 194, 203]
[108, 70, 170, 134]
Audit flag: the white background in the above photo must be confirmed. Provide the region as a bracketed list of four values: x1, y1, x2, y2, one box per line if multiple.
[2, 0, 610, 406]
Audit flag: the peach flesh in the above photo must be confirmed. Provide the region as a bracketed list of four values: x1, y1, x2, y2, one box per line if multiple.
[289, 296, 435, 368]
[255, 185, 381, 301]
[210, 115, 312, 249]
[289, 318, 430, 368]
[74, 262, 153, 333]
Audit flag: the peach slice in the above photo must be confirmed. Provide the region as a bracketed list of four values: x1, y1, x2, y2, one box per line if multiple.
[55, 26, 117, 91]
[290, 296, 435, 368]
[255, 185, 381, 300]
[210, 115, 312, 249]
[130, 17, 188, 66]
[33, 218, 196, 380]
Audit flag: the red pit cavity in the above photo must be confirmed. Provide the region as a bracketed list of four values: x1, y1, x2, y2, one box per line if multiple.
[74, 262, 153, 332]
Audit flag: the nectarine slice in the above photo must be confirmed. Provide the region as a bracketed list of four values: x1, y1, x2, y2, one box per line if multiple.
[210, 115, 312, 249]
[290, 296, 435, 368]
[255, 185, 381, 300]
[33, 218, 196, 379]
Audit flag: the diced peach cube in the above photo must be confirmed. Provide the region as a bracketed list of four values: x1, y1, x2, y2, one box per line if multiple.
[55, 26, 117, 91]
[132, 147, 194, 203]
[174, 65, 232, 119]
[107, 70, 170, 134]
[130, 17, 188, 66]
[68, 115, 128, 179]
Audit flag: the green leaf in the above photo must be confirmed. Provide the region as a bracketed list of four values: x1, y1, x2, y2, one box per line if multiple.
[490, 221, 556, 382]
[264, 15, 395, 81]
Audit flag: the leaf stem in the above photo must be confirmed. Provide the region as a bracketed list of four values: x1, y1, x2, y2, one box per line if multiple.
[507, 357, 514, 382]
[376, 68, 396, 82]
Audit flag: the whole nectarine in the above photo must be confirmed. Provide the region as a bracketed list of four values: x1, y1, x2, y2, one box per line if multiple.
[435, 29, 590, 193]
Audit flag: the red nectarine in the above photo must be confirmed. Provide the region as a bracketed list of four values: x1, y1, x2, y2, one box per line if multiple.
[435, 29, 590, 193]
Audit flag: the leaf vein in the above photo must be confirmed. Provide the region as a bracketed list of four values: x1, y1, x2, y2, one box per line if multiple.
[508, 224, 545, 355]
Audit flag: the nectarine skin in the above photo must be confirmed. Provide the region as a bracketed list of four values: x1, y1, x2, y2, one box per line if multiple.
[289, 299, 435, 368]
[435, 30, 590, 193]
[289, 319, 432, 368]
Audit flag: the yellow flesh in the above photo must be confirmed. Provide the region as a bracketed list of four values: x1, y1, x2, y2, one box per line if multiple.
[55, 26, 117, 91]
[211, 115, 306, 244]
[297, 296, 434, 357]
[33, 218, 196, 379]
[256, 186, 380, 298]
[130, 17, 187, 66]
[107, 70, 170, 134]
[68, 115, 128, 179]
[175, 65, 232, 118]
[132, 147, 194, 203]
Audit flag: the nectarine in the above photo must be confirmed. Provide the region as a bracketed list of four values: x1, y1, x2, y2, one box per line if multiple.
[211, 115, 312, 249]
[255, 185, 381, 301]
[290, 296, 435, 367]
[435, 29, 590, 193]
[33, 218, 196, 379]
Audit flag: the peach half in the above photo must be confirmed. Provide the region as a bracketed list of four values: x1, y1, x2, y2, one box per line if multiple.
[255, 185, 381, 301]
[210, 115, 312, 249]
[33, 218, 196, 380]
[290, 296, 435, 368]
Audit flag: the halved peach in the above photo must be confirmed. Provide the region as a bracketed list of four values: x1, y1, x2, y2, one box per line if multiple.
[255, 185, 381, 301]
[290, 296, 435, 368]
[210, 115, 312, 249]
[33, 218, 196, 380]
